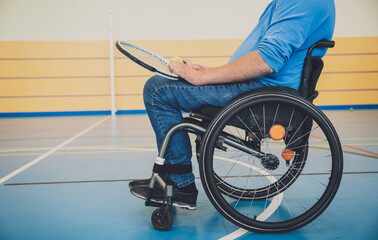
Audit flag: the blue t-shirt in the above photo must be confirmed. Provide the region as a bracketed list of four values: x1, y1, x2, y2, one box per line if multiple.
[229, 0, 335, 90]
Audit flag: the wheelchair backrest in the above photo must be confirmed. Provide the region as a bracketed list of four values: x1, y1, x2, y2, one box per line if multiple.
[298, 40, 335, 100]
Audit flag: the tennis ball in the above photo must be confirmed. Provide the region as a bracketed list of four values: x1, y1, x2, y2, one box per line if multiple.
[170, 57, 184, 63]
[350, 107, 354, 111]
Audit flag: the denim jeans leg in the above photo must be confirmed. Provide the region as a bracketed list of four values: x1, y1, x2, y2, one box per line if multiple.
[143, 75, 264, 188]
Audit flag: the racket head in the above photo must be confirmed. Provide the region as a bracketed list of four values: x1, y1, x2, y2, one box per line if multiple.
[116, 41, 179, 80]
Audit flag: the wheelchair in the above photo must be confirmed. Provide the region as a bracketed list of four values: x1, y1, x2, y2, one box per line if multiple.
[144, 40, 343, 233]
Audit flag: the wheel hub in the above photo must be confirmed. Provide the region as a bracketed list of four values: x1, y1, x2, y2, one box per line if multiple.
[261, 154, 280, 170]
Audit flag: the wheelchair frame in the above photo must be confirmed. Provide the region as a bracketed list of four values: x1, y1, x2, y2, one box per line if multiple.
[144, 40, 343, 233]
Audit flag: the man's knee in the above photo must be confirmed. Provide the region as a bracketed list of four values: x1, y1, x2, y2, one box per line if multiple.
[143, 75, 158, 98]
[143, 75, 168, 103]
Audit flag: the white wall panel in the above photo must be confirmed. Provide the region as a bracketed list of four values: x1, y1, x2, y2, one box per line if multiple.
[0, 0, 377, 41]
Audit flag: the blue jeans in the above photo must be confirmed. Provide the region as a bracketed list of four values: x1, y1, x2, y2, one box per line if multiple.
[143, 75, 264, 188]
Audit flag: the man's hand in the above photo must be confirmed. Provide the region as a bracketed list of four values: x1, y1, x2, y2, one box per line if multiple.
[183, 59, 211, 71]
[169, 59, 208, 86]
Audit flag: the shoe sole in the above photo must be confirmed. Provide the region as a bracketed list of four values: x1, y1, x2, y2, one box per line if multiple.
[128, 180, 150, 189]
[130, 189, 197, 211]
[128, 183, 149, 189]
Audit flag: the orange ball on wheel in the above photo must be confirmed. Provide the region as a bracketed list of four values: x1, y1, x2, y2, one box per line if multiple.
[269, 124, 286, 140]
[282, 148, 295, 161]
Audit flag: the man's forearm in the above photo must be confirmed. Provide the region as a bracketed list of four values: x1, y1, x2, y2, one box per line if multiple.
[199, 50, 274, 85]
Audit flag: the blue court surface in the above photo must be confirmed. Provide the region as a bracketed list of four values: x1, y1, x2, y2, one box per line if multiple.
[0, 110, 377, 240]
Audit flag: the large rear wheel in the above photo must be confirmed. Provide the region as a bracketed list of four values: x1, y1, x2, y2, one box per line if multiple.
[199, 91, 343, 233]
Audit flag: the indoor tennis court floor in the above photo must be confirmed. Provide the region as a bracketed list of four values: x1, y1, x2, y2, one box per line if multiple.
[0, 109, 377, 240]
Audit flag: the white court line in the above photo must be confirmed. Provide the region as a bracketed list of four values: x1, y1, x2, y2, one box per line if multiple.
[217, 156, 284, 240]
[0, 116, 110, 185]
[219, 228, 248, 240]
[0, 146, 157, 153]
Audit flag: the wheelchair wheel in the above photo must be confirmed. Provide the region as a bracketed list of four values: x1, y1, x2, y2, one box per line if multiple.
[199, 91, 343, 233]
[151, 208, 173, 231]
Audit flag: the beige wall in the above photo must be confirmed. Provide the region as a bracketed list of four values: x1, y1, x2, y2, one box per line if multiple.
[0, 37, 377, 113]
[0, 0, 377, 114]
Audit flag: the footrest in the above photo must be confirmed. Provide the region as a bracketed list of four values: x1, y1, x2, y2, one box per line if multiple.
[145, 201, 163, 208]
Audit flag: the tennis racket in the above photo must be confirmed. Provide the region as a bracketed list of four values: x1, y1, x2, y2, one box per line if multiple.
[116, 41, 179, 80]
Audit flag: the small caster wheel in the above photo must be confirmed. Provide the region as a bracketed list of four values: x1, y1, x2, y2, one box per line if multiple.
[151, 208, 173, 231]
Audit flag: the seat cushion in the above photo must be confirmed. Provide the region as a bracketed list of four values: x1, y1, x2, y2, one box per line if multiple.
[191, 86, 300, 120]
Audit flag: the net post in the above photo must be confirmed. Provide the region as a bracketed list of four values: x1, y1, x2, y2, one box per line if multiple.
[109, 13, 116, 116]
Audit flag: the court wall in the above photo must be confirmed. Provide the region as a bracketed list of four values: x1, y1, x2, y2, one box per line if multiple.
[0, 0, 377, 115]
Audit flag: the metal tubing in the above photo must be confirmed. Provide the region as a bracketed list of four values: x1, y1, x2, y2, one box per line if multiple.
[149, 173, 173, 197]
[150, 121, 266, 199]
[157, 121, 265, 160]
[158, 122, 206, 158]
[220, 136, 265, 158]
[148, 173, 158, 189]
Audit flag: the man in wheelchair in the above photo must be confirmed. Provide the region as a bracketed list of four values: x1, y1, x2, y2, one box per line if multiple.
[130, 0, 336, 212]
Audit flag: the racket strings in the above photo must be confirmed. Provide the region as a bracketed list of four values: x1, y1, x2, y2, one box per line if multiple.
[123, 43, 171, 73]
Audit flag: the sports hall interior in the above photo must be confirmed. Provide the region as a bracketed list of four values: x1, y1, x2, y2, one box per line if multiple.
[0, 0, 377, 239]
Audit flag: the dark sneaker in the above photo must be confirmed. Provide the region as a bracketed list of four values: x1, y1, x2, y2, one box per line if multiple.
[128, 178, 150, 188]
[130, 185, 198, 210]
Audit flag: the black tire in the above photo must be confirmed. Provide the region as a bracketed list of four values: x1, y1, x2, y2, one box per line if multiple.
[199, 90, 343, 233]
[151, 208, 173, 231]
